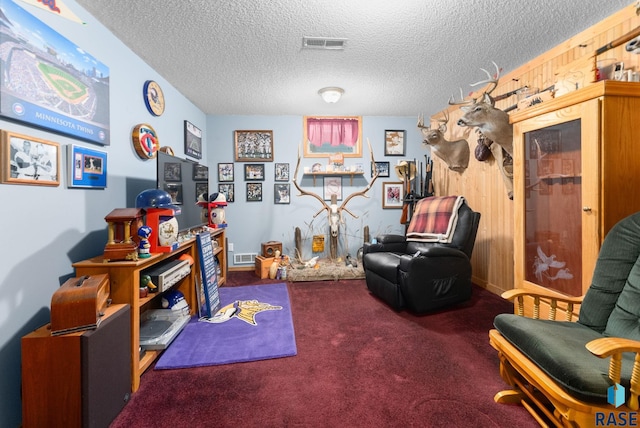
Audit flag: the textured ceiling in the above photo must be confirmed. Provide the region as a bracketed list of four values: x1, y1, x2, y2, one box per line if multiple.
[74, 0, 632, 117]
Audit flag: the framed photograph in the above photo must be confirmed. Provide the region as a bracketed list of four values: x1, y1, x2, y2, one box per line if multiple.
[1, 130, 60, 186]
[303, 116, 362, 158]
[275, 163, 289, 181]
[372, 161, 390, 177]
[218, 183, 234, 202]
[382, 182, 403, 209]
[244, 163, 265, 181]
[163, 161, 182, 182]
[218, 163, 234, 182]
[195, 182, 208, 201]
[0, 1, 110, 145]
[275, 183, 290, 204]
[164, 183, 183, 205]
[68, 144, 107, 188]
[323, 176, 342, 201]
[234, 130, 273, 161]
[192, 163, 208, 181]
[184, 121, 202, 159]
[246, 182, 262, 201]
[384, 130, 406, 156]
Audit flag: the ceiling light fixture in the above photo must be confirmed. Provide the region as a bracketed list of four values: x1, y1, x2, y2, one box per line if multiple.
[318, 87, 344, 103]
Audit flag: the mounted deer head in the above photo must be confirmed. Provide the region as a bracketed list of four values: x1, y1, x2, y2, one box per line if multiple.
[450, 62, 514, 199]
[450, 61, 513, 157]
[417, 110, 470, 173]
[293, 140, 379, 239]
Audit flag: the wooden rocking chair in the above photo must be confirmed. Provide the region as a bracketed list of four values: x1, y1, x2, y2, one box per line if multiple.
[489, 212, 640, 427]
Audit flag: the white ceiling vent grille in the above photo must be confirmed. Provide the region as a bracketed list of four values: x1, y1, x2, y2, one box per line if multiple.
[302, 37, 346, 50]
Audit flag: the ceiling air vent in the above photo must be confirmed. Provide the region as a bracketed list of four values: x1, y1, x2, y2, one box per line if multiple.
[302, 37, 346, 50]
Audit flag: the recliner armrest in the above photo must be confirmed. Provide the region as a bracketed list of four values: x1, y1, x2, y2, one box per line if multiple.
[363, 234, 407, 255]
[398, 247, 467, 271]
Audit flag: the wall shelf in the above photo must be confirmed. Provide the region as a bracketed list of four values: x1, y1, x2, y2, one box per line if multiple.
[303, 171, 364, 186]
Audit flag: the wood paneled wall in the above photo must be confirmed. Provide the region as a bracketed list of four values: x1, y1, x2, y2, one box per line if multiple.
[430, 3, 640, 295]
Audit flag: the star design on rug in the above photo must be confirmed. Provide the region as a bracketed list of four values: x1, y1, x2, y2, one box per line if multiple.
[211, 299, 282, 326]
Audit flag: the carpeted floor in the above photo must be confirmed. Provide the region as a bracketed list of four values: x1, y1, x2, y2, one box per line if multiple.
[109, 272, 538, 428]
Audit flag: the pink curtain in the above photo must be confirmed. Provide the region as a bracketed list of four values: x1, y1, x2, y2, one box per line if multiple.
[307, 118, 358, 147]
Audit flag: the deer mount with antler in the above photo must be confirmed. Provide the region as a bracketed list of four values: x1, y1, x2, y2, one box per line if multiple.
[293, 140, 379, 243]
[417, 109, 470, 173]
[450, 62, 514, 199]
[451, 61, 513, 158]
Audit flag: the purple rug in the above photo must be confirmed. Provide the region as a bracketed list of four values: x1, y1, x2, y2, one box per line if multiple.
[155, 283, 297, 369]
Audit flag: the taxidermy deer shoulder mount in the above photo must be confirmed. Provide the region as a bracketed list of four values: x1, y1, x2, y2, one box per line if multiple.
[450, 62, 514, 199]
[293, 140, 379, 239]
[417, 109, 470, 173]
[451, 61, 513, 158]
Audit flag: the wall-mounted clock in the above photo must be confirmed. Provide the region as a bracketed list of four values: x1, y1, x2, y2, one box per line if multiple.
[143, 80, 165, 116]
[132, 123, 160, 159]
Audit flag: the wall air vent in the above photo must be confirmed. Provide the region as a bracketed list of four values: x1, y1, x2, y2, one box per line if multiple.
[234, 253, 258, 265]
[302, 37, 347, 50]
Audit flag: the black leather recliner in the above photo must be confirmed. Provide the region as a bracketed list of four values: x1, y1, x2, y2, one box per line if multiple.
[362, 198, 480, 313]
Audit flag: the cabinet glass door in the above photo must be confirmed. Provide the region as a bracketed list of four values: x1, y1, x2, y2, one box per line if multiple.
[523, 119, 582, 296]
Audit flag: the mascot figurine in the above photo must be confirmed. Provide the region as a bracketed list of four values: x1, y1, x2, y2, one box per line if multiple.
[137, 225, 152, 258]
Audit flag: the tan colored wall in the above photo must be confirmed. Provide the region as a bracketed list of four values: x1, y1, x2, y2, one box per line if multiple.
[430, 3, 640, 295]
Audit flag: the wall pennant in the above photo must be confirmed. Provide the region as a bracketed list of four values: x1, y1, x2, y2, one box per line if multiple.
[17, 0, 86, 24]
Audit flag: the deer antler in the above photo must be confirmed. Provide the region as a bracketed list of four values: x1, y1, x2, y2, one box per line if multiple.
[449, 87, 473, 105]
[293, 144, 330, 218]
[469, 61, 501, 96]
[339, 139, 379, 219]
[437, 110, 449, 133]
[417, 113, 429, 130]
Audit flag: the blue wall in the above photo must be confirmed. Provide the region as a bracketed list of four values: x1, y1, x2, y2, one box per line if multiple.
[0, 2, 425, 426]
[208, 115, 424, 264]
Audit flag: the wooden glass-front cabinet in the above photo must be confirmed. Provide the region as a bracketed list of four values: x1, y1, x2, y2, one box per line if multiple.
[511, 81, 640, 313]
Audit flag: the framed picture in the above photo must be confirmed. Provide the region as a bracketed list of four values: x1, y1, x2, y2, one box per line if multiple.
[234, 130, 273, 161]
[244, 163, 265, 181]
[218, 163, 234, 182]
[274, 183, 290, 204]
[1, 130, 60, 186]
[68, 144, 107, 188]
[195, 182, 208, 201]
[164, 183, 183, 205]
[372, 161, 390, 177]
[384, 130, 406, 156]
[184, 121, 202, 159]
[275, 163, 289, 181]
[192, 163, 208, 181]
[163, 162, 182, 182]
[303, 116, 362, 158]
[382, 182, 403, 209]
[0, 1, 110, 145]
[246, 182, 262, 201]
[218, 183, 234, 202]
[323, 176, 342, 201]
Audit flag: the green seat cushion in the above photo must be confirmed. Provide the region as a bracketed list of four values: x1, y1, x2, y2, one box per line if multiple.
[494, 314, 635, 404]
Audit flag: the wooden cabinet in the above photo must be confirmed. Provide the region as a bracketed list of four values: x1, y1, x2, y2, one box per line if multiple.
[72, 228, 226, 391]
[510, 81, 640, 315]
[22, 304, 131, 428]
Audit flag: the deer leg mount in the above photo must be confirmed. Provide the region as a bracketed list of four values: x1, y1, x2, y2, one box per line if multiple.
[490, 143, 514, 200]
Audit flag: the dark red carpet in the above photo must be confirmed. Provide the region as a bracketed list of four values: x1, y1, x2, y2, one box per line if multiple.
[110, 272, 537, 427]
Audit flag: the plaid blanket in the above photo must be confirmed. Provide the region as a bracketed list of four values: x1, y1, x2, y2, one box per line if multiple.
[406, 196, 464, 243]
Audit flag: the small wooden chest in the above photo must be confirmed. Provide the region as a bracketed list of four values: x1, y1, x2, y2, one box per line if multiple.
[255, 256, 275, 279]
[50, 274, 111, 336]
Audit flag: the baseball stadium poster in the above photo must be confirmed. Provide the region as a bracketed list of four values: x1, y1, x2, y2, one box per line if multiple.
[0, 0, 110, 145]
